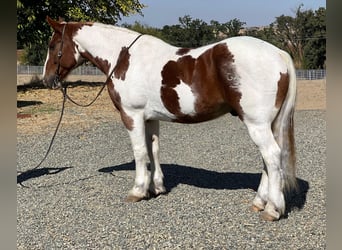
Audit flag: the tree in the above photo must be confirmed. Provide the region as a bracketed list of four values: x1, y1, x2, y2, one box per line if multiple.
[162, 15, 215, 47]
[302, 7, 326, 69]
[273, 6, 307, 68]
[272, 5, 326, 69]
[17, 0, 145, 65]
[246, 6, 326, 69]
[245, 24, 282, 48]
[122, 21, 164, 40]
[211, 18, 246, 38]
[160, 16, 246, 48]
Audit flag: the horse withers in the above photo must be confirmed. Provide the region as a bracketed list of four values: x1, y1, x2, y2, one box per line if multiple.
[43, 17, 297, 221]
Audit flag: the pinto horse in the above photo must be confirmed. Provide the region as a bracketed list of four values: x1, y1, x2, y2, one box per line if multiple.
[43, 17, 297, 221]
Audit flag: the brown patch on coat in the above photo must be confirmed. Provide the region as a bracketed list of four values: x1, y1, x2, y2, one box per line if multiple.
[275, 72, 289, 109]
[177, 55, 196, 83]
[161, 43, 243, 123]
[160, 56, 196, 117]
[107, 81, 134, 130]
[160, 85, 182, 117]
[176, 48, 191, 56]
[80, 51, 111, 74]
[44, 18, 94, 87]
[213, 44, 243, 119]
[114, 47, 131, 80]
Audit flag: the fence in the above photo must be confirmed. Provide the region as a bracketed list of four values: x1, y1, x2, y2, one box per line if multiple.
[295, 69, 326, 80]
[17, 65, 326, 80]
[17, 65, 104, 76]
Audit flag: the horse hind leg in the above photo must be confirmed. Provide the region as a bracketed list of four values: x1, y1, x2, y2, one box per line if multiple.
[246, 122, 285, 221]
[145, 120, 166, 196]
[250, 164, 268, 212]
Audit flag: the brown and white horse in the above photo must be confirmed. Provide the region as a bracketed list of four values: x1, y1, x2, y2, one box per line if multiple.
[43, 17, 297, 221]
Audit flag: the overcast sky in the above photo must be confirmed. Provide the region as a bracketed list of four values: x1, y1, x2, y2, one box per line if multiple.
[118, 0, 326, 27]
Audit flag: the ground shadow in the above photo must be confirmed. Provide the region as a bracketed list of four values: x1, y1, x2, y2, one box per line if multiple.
[99, 160, 309, 214]
[17, 100, 43, 108]
[17, 80, 105, 92]
[63, 81, 105, 88]
[17, 167, 72, 187]
[17, 80, 45, 91]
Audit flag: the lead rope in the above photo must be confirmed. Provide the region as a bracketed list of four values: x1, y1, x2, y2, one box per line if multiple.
[17, 88, 67, 176]
[17, 33, 144, 178]
[63, 34, 143, 107]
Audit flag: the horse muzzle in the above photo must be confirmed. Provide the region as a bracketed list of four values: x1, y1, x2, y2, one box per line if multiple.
[43, 74, 63, 90]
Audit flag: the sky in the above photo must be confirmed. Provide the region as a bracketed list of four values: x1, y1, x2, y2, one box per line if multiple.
[118, 0, 326, 28]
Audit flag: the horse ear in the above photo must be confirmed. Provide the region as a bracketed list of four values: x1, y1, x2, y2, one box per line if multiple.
[46, 16, 63, 33]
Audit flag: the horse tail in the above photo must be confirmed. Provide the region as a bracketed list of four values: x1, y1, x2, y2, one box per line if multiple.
[272, 50, 298, 195]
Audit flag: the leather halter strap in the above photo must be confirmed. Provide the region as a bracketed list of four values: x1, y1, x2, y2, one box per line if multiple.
[53, 23, 67, 89]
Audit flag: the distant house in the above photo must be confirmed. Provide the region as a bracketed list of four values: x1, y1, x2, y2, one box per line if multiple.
[238, 26, 270, 35]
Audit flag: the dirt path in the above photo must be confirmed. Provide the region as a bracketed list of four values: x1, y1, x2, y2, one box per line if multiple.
[296, 79, 326, 110]
[17, 79, 326, 135]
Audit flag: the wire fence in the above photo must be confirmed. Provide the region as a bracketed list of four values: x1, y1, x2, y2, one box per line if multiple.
[17, 65, 326, 80]
[17, 65, 104, 76]
[295, 69, 326, 80]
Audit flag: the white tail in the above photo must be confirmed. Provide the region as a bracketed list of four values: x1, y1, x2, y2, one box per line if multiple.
[272, 51, 298, 194]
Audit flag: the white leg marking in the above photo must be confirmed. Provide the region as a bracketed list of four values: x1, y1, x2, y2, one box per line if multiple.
[252, 167, 268, 211]
[126, 114, 151, 201]
[246, 123, 285, 219]
[145, 120, 166, 195]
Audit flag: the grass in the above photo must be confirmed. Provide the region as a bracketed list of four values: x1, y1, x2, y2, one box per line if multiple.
[18, 103, 59, 116]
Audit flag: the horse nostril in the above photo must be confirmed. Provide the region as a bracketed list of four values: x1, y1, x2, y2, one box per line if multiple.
[42, 81, 50, 89]
[42, 75, 55, 89]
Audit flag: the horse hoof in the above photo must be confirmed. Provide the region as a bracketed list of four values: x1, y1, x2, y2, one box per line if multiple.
[250, 204, 264, 212]
[149, 183, 166, 196]
[260, 211, 280, 221]
[153, 186, 166, 196]
[125, 195, 145, 202]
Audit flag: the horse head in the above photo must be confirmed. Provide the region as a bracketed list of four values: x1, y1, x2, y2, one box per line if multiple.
[43, 16, 85, 89]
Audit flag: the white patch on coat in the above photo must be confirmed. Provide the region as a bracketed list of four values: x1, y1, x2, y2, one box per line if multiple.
[42, 49, 50, 78]
[174, 82, 196, 115]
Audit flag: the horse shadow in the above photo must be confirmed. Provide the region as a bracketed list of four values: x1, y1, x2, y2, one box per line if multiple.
[98, 161, 309, 214]
[17, 100, 43, 108]
[17, 167, 72, 187]
[17, 80, 105, 92]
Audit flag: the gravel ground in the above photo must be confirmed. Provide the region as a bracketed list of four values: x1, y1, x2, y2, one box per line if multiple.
[17, 110, 326, 249]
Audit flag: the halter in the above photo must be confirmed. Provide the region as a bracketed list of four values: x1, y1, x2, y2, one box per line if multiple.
[53, 22, 143, 94]
[53, 23, 67, 89]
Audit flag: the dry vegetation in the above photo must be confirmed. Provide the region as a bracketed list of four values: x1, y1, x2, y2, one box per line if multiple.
[17, 75, 326, 135]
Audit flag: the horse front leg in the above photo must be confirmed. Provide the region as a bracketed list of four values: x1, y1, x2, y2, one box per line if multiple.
[125, 114, 151, 202]
[145, 120, 166, 196]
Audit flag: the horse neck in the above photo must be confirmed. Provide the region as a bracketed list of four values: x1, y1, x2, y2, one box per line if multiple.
[74, 24, 141, 75]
